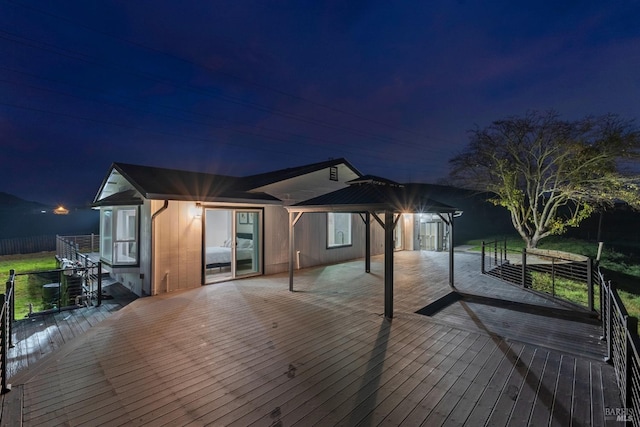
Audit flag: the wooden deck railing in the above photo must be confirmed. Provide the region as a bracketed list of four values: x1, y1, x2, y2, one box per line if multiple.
[1, 270, 15, 393]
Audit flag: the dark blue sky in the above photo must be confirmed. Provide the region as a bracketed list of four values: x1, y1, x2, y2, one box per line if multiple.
[2, 1, 639, 206]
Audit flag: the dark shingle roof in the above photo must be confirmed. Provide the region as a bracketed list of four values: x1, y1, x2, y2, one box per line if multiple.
[289, 182, 458, 213]
[109, 163, 279, 203]
[239, 158, 361, 188]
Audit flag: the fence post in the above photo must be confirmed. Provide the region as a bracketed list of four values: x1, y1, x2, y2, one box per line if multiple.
[5, 271, 13, 348]
[604, 281, 612, 363]
[97, 262, 102, 307]
[551, 258, 556, 297]
[0, 292, 10, 393]
[522, 248, 527, 288]
[503, 238, 507, 263]
[494, 240, 498, 266]
[626, 316, 638, 410]
[481, 242, 485, 274]
[587, 258, 594, 312]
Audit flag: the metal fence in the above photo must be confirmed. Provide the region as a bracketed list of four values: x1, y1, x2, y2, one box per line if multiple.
[481, 240, 596, 311]
[481, 239, 640, 423]
[10, 260, 103, 319]
[600, 271, 640, 424]
[56, 234, 99, 259]
[0, 235, 57, 256]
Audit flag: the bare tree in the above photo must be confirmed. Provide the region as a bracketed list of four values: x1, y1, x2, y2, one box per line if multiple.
[449, 111, 640, 248]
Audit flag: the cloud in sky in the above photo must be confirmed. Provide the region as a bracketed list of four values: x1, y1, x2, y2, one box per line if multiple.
[1, 0, 639, 205]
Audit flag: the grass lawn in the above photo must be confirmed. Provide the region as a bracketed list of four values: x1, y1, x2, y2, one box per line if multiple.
[0, 252, 58, 319]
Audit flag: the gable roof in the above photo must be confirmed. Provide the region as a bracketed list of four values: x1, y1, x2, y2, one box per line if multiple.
[93, 158, 361, 206]
[239, 158, 361, 189]
[93, 163, 280, 205]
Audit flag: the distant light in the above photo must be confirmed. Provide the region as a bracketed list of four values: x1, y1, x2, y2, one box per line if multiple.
[40, 210, 47, 214]
[53, 206, 69, 215]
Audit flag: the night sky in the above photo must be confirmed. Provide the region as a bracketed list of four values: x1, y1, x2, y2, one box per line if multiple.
[2, 1, 639, 206]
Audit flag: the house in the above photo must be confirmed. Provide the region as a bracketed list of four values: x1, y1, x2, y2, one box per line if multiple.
[92, 158, 459, 315]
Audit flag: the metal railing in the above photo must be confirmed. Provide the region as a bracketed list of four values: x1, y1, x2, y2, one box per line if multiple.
[56, 234, 99, 261]
[14, 261, 104, 314]
[480, 240, 640, 422]
[1, 270, 15, 394]
[1, 261, 103, 394]
[481, 239, 596, 311]
[600, 270, 640, 424]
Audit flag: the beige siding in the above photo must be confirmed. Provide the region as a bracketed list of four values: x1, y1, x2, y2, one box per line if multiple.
[263, 212, 385, 274]
[153, 200, 203, 294]
[263, 205, 290, 275]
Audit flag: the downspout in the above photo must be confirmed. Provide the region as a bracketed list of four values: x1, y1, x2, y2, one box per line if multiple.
[151, 200, 169, 296]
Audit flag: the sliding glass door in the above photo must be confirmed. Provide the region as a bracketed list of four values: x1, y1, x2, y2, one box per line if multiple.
[204, 208, 261, 283]
[235, 211, 260, 277]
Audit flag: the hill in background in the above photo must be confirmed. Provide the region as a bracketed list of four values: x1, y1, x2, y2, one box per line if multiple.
[0, 192, 98, 239]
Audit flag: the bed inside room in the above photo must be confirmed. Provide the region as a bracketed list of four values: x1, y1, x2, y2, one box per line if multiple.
[205, 233, 254, 270]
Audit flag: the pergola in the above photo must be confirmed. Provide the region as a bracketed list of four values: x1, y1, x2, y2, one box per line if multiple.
[285, 179, 461, 319]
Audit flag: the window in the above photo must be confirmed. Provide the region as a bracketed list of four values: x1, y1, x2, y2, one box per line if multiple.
[100, 206, 138, 265]
[327, 212, 352, 248]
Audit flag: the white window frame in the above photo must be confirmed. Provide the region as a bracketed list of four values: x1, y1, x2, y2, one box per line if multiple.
[327, 212, 352, 248]
[100, 206, 139, 266]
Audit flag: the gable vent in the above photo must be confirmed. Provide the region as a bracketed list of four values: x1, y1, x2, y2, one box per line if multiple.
[329, 166, 338, 181]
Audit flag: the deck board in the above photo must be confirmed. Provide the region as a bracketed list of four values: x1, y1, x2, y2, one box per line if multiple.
[0, 251, 623, 426]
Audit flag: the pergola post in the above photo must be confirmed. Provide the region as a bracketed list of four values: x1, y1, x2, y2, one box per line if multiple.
[384, 210, 394, 319]
[288, 211, 303, 292]
[449, 213, 455, 288]
[289, 211, 295, 291]
[365, 212, 371, 273]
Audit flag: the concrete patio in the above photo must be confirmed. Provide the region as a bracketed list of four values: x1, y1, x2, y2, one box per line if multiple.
[1, 250, 622, 426]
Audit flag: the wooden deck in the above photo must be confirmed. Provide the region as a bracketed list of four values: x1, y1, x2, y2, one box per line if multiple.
[0, 251, 623, 426]
[4, 279, 138, 379]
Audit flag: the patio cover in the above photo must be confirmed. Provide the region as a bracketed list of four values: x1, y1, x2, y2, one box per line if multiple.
[285, 179, 462, 319]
